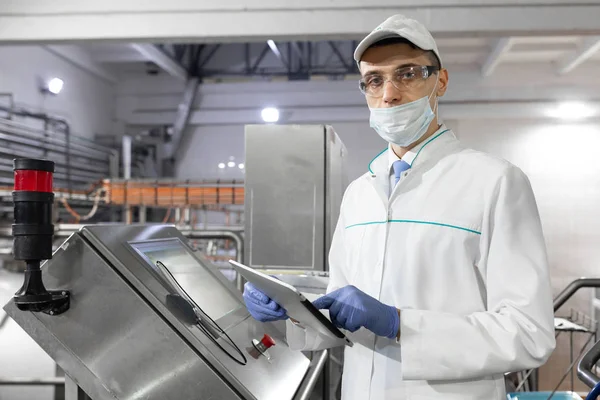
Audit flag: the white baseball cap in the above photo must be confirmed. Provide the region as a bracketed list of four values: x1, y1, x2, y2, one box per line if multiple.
[354, 14, 442, 67]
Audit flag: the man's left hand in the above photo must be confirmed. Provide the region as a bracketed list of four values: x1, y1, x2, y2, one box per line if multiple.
[313, 285, 399, 339]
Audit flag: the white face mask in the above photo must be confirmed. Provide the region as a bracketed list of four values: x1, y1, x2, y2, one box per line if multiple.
[369, 79, 439, 147]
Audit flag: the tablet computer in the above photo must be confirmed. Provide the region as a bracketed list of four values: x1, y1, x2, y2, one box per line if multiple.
[229, 260, 352, 347]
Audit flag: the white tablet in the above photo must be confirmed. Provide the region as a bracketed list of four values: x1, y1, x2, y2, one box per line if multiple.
[229, 260, 352, 347]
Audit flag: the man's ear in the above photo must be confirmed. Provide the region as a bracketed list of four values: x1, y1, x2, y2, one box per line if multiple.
[436, 69, 449, 97]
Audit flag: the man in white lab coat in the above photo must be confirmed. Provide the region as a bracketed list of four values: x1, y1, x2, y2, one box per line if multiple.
[243, 14, 556, 400]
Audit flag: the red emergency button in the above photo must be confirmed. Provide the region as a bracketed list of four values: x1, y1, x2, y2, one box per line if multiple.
[260, 334, 275, 349]
[251, 334, 276, 359]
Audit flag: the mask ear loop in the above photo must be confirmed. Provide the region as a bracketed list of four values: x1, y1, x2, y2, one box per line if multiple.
[428, 75, 440, 120]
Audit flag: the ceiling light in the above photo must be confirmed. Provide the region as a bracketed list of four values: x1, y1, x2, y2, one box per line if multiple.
[218, 163, 225, 169]
[238, 163, 245, 170]
[261, 107, 280, 123]
[227, 161, 236, 168]
[47, 78, 64, 95]
[548, 101, 595, 121]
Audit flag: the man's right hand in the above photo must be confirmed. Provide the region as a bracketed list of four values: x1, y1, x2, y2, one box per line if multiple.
[243, 282, 288, 322]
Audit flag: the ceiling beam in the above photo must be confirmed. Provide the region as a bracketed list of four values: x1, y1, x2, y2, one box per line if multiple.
[556, 36, 600, 75]
[3, 5, 600, 43]
[291, 42, 304, 61]
[481, 38, 513, 77]
[166, 77, 199, 158]
[44, 45, 117, 84]
[199, 44, 222, 69]
[130, 44, 188, 81]
[328, 41, 351, 70]
[266, 40, 288, 69]
[250, 44, 271, 73]
[92, 50, 148, 63]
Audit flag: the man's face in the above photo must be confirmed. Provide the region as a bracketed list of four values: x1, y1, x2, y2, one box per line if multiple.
[359, 43, 449, 110]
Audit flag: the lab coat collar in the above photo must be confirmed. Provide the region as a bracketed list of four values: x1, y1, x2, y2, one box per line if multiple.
[387, 134, 425, 172]
[368, 125, 456, 178]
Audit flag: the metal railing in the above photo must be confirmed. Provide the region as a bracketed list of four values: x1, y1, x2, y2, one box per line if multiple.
[507, 278, 600, 396]
[554, 279, 600, 313]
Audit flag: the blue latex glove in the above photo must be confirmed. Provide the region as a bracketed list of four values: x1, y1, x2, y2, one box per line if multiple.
[312, 285, 399, 339]
[243, 282, 288, 322]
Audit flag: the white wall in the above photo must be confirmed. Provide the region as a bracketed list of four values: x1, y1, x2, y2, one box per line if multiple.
[176, 125, 247, 181]
[0, 46, 116, 139]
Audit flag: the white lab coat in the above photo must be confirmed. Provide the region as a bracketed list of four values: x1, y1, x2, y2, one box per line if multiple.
[287, 126, 556, 400]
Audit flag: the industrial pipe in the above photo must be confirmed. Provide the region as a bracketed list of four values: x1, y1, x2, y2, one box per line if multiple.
[578, 339, 600, 389]
[0, 105, 73, 192]
[0, 116, 111, 154]
[294, 350, 329, 400]
[0, 129, 108, 162]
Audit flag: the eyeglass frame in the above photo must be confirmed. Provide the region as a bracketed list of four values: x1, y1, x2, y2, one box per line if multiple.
[358, 65, 440, 97]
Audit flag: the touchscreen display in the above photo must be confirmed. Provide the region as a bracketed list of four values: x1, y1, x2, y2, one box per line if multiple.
[131, 239, 241, 321]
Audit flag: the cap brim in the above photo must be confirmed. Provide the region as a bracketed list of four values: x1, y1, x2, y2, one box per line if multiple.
[353, 30, 404, 62]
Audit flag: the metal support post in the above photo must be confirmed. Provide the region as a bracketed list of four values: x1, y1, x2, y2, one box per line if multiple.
[139, 205, 147, 223]
[109, 150, 120, 178]
[64, 375, 91, 400]
[184, 207, 191, 225]
[122, 135, 132, 180]
[125, 206, 133, 225]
